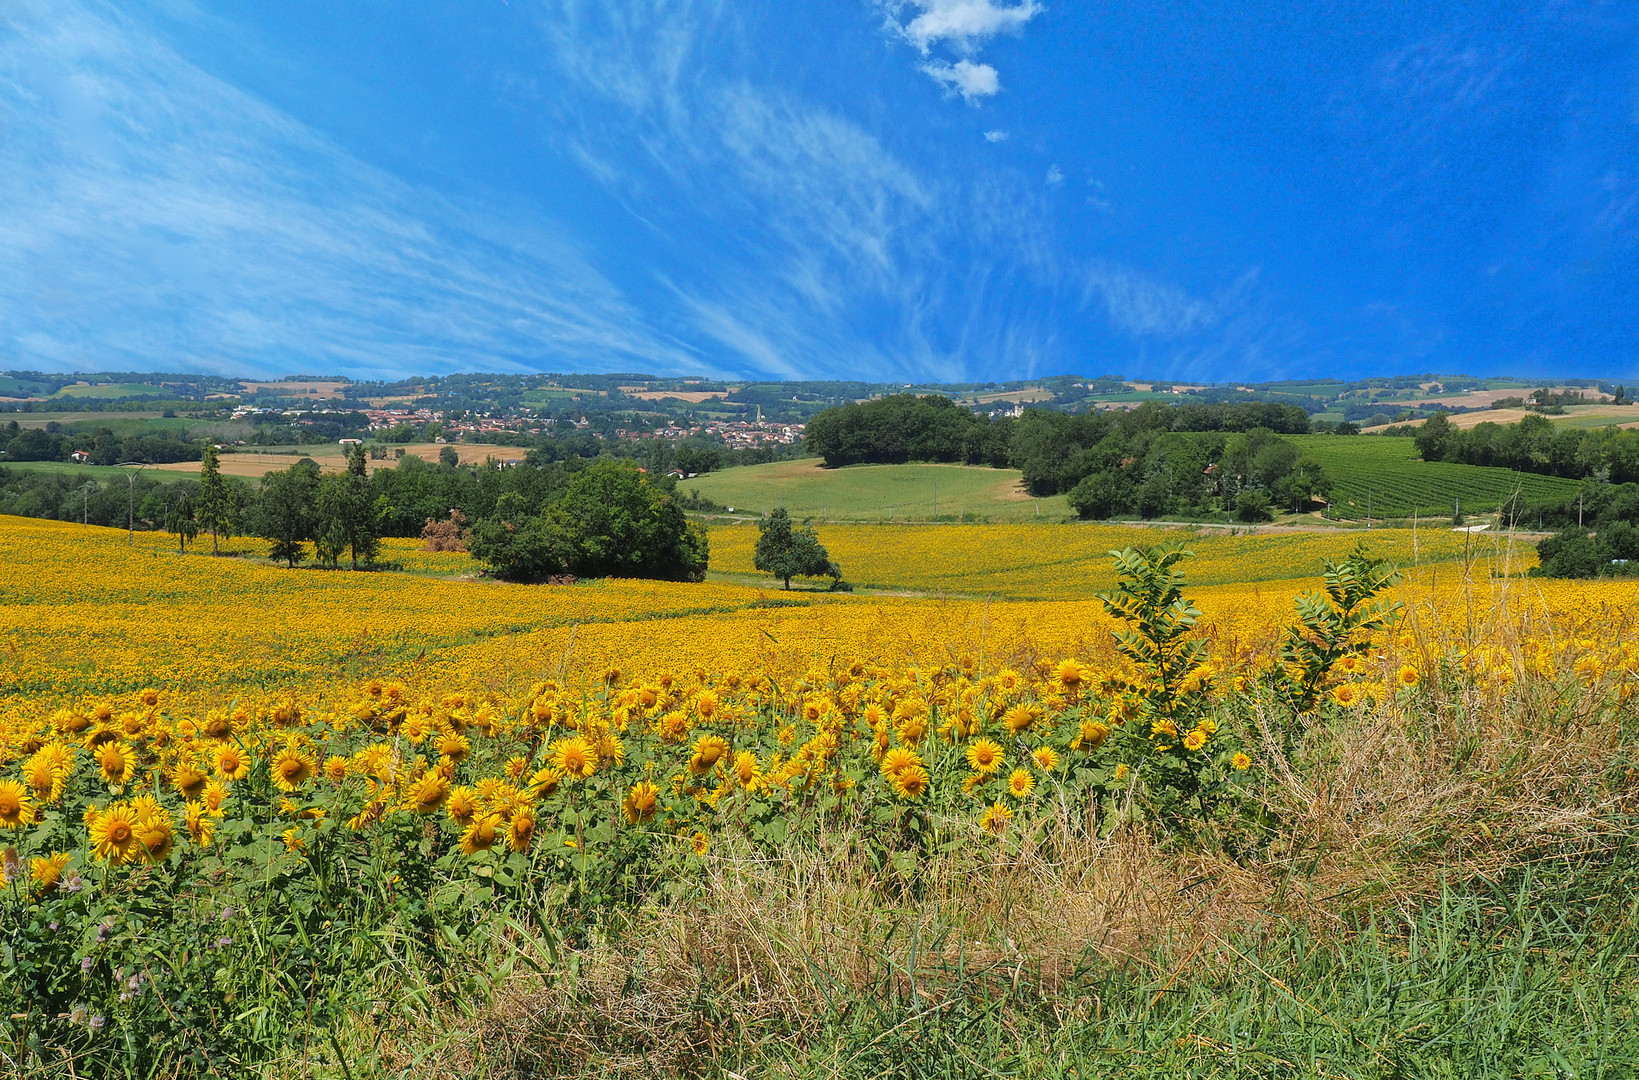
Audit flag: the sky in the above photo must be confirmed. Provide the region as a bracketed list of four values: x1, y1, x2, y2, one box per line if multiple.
[2, 0, 1637, 384]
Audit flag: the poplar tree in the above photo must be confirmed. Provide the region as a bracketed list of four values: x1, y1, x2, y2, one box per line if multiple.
[197, 444, 235, 555]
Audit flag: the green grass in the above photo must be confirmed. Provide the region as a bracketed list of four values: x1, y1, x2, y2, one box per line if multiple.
[0, 460, 192, 483]
[1290, 434, 1584, 519]
[680, 459, 1070, 522]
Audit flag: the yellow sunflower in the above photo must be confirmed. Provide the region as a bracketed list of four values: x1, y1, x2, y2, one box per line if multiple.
[1396, 664, 1421, 688]
[89, 802, 144, 864]
[214, 743, 251, 782]
[889, 764, 931, 800]
[1031, 746, 1060, 772]
[1231, 752, 1252, 771]
[1006, 768, 1036, 800]
[95, 742, 134, 787]
[30, 853, 70, 896]
[0, 780, 34, 829]
[965, 738, 1005, 774]
[460, 812, 503, 855]
[551, 736, 598, 779]
[687, 734, 730, 774]
[406, 770, 450, 815]
[270, 748, 316, 792]
[979, 801, 1013, 835]
[690, 830, 710, 856]
[446, 785, 479, 827]
[506, 807, 536, 853]
[622, 780, 660, 825]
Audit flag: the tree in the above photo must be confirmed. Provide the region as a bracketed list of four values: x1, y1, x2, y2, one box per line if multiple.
[255, 461, 319, 568]
[753, 507, 839, 589]
[439, 445, 460, 468]
[312, 444, 381, 569]
[164, 490, 199, 553]
[468, 462, 707, 583]
[197, 444, 235, 555]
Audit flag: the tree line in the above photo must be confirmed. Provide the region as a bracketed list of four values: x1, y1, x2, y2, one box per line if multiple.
[800, 396, 1328, 521]
[1414, 412, 1639, 482]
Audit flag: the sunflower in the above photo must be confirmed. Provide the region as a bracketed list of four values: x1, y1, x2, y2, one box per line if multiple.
[1336, 653, 1366, 676]
[965, 738, 1005, 774]
[695, 690, 720, 720]
[979, 801, 1013, 835]
[1074, 719, 1110, 751]
[171, 759, 209, 802]
[730, 750, 762, 789]
[1054, 659, 1090, 692]
[90, 802, 144, 864]
[460, 812, 503, 855]
[551, 736, 598, 780]
[130, 795, 174, 862]
[889, 764, 931, 800]
[506, 807, 536, 853]
[201, 780, 229, 813]
[1396, 664, 1421, 688]
[1002, 704, 1038, 735]
[879, 746, 923, 779]
[1331, 682, 1361, 708]
[282, 827, 306, 854]
[527, 767, 564, 799]
[596, 733, 627, 768]
[323, 755, 350, 785]
[1113, 763, 1130, 782]
[687, 734, 730, 775]
[29, 853, 69, 896]
[270, 748, 316, 792]
[504, 755, 530, 782]
[1006, 768, 1036, 800]
[184, 801, 215, 847]
[95, 742, 134, 787]
[446, 785, 479, 827]
[1182, 729, 1208, 752]
[690, 831, 710, 856]
[1031, 746, 1060, 772]
[26, 742, 73, 802]
[0, 780, 34, 829]
[437, 732, 471, 764]
[622, 780, 660, 824]
[1231, 752, 1252, 771]
[214, 743, 250, 782]
[407, 770, 450, 815]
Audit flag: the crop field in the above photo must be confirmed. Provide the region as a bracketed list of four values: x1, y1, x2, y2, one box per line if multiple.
[3, 513, 1637, 1077]
[682, 459, 1070, 521]
[1290, 434, 1583, 519]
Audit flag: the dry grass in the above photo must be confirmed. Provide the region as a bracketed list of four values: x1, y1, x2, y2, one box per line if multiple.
[362, 668, 1636, 1079]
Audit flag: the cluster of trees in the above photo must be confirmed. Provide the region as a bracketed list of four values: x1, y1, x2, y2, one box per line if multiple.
[801, 394, 1315, 477]
[1515, 481, 1639, 578]
[0, 421, 203, 465]
[465, 461, 707, 582]
[1415, 413, 1639, 482]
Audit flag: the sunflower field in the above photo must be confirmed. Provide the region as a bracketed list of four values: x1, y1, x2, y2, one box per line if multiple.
[2, 514, 1637, 1078]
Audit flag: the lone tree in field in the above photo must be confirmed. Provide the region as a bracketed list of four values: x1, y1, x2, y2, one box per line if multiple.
[753, 507, 839, 590]
[197, 443, 236, 555]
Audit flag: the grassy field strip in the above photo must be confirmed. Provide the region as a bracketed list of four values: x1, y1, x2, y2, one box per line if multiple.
[682, 459, 1070, 521]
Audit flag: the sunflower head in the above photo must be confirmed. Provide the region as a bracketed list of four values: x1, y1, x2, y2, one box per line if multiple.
[1006, 768, 1036, 800]
[0, 780, 35, 830]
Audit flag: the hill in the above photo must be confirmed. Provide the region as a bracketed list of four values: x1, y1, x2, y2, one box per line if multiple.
[1290, 435, 1584, 520]
[679, 460, 1069, 522]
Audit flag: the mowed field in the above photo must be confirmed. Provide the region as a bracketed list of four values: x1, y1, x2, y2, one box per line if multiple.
[681, 459, 1070, 521]
[1290, 434, 1583, 519]
[144, 442, 536, 478]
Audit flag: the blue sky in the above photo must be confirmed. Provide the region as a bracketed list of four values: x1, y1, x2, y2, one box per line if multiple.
[2, 0, 1636, 383]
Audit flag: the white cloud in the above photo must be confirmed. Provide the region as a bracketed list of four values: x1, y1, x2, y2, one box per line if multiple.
[879, 0, 1040, 103]
[1045, 164, 1064, 186]
[920, 59, 1000, 103]
[983, 129, 1008, 142]
[894, 0, 1043, 55]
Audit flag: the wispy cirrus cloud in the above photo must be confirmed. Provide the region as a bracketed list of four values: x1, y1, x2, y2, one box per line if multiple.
[0, 0, 706, 378]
